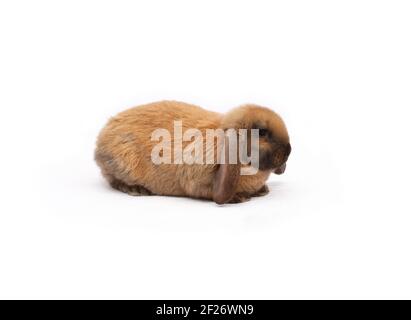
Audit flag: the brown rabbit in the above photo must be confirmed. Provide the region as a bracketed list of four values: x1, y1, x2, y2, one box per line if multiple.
[95, 101, 291, 204]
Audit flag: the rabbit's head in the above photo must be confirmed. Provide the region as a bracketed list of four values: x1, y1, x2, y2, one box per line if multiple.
[213, 104, 291, 204]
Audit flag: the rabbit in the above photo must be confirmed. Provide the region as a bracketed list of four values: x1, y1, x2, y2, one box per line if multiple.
[95, 100, 291, 204]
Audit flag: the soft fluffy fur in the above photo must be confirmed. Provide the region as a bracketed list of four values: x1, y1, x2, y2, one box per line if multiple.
[95, 100, 291, 204]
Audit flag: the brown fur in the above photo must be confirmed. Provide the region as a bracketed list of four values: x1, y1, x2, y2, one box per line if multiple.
[95, 100, 290, 204]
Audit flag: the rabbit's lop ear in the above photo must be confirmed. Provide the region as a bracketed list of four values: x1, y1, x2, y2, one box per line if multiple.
[213, 135, 240, 204]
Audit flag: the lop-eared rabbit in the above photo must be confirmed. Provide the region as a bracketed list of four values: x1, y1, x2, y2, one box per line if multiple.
[95, 101, 291, 204]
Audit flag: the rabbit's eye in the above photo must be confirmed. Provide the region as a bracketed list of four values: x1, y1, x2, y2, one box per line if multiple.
[259, 129, 268, 137]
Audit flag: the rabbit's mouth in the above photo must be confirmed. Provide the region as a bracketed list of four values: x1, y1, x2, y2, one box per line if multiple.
[273, 163, 286, 175]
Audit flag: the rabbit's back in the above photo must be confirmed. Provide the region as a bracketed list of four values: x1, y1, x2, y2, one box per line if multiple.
[95, 101, 222, 198]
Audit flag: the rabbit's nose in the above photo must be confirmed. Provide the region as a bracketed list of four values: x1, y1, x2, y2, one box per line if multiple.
[285, 143, 292, 156]
[274, 163, 286, 175]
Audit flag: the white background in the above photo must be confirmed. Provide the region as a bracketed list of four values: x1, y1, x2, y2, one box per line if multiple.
[0, 0, 410, 299]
